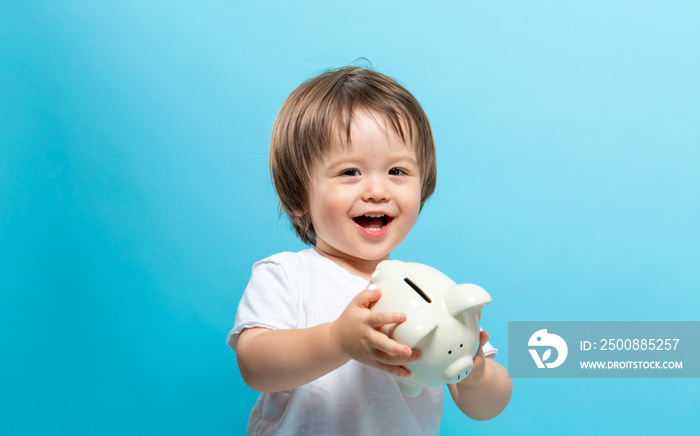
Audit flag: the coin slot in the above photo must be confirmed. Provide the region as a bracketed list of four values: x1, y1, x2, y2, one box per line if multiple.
[403, 277, 432, 303]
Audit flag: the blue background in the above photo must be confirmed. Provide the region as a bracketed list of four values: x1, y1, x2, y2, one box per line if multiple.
[2, 1, 698, 434]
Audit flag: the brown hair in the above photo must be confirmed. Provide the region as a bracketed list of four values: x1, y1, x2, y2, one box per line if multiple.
[270, 66, 437, 245]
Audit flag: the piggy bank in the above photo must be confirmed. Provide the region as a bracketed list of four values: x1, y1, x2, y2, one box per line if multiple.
[368, 260, 491, 397]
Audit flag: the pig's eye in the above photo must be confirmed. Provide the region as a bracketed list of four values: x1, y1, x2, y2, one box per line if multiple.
[403, 277, 432, 303]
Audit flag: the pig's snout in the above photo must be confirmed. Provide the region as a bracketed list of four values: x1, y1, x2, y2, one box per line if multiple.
[443, 356, 473, 384]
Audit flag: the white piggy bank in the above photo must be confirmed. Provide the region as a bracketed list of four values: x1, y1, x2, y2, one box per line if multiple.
[368, 260, 491, 397]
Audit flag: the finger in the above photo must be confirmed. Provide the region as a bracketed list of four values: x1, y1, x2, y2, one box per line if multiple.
[354, 287, 382, 308]
[471, 339, 487, 366]
[372, 350, 417, 370]
[380, 322, 399, 338]
[369, 311, 406, 328]
[471, 332, 488, 369]
[369, 330, 412, 358]
[471, 350, 485, 373]
[378, 363, 411, 378]
[410, 348, 423, 361]
[479, 330, 490, 348]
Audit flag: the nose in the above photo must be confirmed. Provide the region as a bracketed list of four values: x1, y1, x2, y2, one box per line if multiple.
[442, 356, 473, 384]
[361, 175, 390, 202]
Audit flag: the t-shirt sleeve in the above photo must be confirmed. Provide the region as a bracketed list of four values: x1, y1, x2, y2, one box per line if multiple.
[227, 258, 301, 351]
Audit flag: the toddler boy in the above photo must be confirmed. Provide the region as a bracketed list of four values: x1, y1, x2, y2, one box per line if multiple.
[229, 66, 512, 435]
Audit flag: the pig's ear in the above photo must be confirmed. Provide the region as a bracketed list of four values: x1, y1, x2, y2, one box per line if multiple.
[445, 284, 491, 317]
[393, 313, 438, 348]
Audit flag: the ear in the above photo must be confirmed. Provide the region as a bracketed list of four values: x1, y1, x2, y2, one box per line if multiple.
[393, 312, 438, 348]
[444, 284, 491, 317]
[290, 202, 306, 217]
[287, 196, 308, 218]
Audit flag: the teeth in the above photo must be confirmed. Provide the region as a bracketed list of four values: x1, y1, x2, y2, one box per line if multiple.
[364, 213, 385, 218]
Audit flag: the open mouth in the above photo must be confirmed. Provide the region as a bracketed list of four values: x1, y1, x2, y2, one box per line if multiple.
[353, 213, 393, 231]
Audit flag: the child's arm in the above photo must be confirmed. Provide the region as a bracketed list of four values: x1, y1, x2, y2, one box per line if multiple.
[235, 287, 419, 393]
[448, 331, 513, 421]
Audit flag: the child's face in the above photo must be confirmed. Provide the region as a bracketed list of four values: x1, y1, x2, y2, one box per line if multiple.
[306, 109, 421, 272]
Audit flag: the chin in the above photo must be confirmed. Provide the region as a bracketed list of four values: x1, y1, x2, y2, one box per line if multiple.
[353, 246, 395, 263]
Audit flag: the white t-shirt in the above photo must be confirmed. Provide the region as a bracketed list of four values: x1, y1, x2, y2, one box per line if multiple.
[228, 249, 496, 436]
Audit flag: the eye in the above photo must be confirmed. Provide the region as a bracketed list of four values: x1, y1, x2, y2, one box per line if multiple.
[388, 168, 406, 176]
[342, 169, 360, 176]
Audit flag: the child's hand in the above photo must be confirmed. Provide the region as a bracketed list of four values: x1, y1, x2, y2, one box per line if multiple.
[447, 327, 512, 420]
[459, 329, 490, 386]
[330, 288, 421, 378]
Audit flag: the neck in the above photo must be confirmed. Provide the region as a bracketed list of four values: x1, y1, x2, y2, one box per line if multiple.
[313, 247, 388, 280]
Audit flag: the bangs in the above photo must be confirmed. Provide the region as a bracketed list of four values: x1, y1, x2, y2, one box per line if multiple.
[328, 103, 415, 150]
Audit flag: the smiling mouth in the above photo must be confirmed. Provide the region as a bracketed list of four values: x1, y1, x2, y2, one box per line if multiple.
[353, 213, 393, 231]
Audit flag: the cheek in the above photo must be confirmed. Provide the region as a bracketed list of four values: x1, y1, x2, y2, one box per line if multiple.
[307, 186, 348, 226]
[405, 203, 421, 230]
[402, 184, 422, 218]
[316, 197, 344, 219]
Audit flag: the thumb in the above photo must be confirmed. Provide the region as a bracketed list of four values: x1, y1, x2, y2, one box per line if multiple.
[354, 287, 382, 308]
[480, 330, 489, 347]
